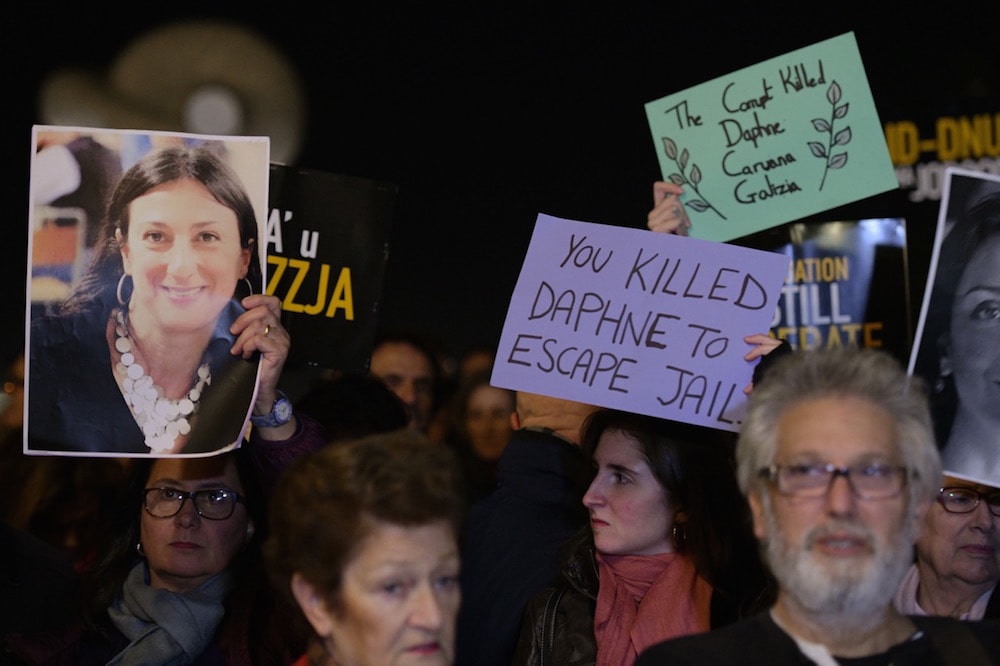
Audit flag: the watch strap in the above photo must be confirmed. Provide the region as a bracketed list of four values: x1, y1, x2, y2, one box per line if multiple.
[250, 390, 292, 428]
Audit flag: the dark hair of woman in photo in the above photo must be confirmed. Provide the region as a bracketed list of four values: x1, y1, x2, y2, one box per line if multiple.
[513, 408, 774, 666]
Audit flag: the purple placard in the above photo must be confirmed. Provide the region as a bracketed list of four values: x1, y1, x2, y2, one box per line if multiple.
[491, 214, 791, 432]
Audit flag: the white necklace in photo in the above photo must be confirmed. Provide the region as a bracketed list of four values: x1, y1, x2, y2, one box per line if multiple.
[114, 309, 211, 453]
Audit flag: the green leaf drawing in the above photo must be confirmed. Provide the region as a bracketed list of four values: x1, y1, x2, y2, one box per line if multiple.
[659, 137, 726, 220]
[810, 80, 852, 190]
[826, 81, 842, 105]
[663, 137, 678, 160]
[807, 142, 828, 158]
[828, 153, 848, 169]
[833, 127, 852, 146]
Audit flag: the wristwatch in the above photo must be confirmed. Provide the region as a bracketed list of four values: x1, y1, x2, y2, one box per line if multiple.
[250, 390, 294, 428]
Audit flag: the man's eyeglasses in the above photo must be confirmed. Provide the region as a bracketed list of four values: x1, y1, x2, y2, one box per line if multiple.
[759, 463, 909, 500]
[938, 487, 1000, 517]
[143, 487, 243, 520]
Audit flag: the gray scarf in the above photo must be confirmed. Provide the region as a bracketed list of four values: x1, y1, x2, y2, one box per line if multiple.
[106, 560, 232, 665]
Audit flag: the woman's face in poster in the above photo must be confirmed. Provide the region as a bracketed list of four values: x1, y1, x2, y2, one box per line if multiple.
[120, 177, 251, 333]
[949, 232, 1000, 417]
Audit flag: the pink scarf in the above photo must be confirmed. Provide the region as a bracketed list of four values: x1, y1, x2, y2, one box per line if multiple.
[593, 550, 712, 666]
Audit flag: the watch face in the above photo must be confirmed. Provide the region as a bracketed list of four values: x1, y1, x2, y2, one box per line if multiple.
[275, 398, 293, 422]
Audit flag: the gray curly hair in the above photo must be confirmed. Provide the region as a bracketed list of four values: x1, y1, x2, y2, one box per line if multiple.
[736, 347, 941, 508]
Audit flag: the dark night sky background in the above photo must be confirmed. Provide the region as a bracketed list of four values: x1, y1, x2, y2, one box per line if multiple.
[11, 4, 1000, 368]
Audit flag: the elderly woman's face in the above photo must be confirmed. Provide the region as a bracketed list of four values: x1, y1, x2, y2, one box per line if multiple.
[304, 520, 460, 666]
[916, 476, 1000, 590]
[140, 456, 252, 594]
[949, 233, 1000, 418]
[120, 177, 251, 334]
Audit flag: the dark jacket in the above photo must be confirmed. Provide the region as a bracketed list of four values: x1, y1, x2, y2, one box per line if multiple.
[634, 611, 1000, 665]
[510, 539, 600, 666]
[512, 534, 770, 666]
[243, 410, 329, 499]
[986, 585, 1000, 619]
[455, 428, 592, 666]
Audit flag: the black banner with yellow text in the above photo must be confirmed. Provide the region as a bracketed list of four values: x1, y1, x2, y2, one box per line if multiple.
[266, 165, 396, 372]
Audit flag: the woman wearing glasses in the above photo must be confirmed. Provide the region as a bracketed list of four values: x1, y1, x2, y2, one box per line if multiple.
[4, 448, 304, 664]
[894, 475, 1000, 621]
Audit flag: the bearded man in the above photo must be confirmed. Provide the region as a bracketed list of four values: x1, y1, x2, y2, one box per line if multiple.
[636, 347, 1000, 665]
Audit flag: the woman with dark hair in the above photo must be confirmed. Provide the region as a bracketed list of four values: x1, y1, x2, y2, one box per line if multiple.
[910, 175, 1000, 481]
[265, 428, 466, 666]
[442, 369, 516, 502]
[28, 143, 274, 455]
[3, 447, 303, 664]
[512, 409, 773, 666]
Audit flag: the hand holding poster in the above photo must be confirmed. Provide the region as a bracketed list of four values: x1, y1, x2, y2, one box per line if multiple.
[491, 214, 790, 432]
[645, 32, 897, 242]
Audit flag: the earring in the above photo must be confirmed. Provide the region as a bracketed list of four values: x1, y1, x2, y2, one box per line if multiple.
[233, 277, 254, 300]
[935, 358, 953, 394]
[136, 541, 145, 557]
[671, 522, 687, 551]
[117, 274, 133, 306]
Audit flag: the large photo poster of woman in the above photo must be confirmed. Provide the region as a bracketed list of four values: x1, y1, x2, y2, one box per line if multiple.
[26, 126, 270, 457]
[909, 168, 1000, 486]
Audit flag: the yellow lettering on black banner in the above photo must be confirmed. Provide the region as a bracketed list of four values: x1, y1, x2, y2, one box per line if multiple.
[265, 256, 356, 320]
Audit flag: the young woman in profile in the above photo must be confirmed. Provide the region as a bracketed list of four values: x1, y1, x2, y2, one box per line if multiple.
[512, 408, 773, 666]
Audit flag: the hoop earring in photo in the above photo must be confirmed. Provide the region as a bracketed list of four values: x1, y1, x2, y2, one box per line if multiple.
[233, 278, 254, 300]
[935, 372, 951, 394]
[935, 350, 953, 394]
[117, 274, 133, 306]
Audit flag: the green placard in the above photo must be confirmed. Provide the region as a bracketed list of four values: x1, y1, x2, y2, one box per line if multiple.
[645, 32, 897, 242]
